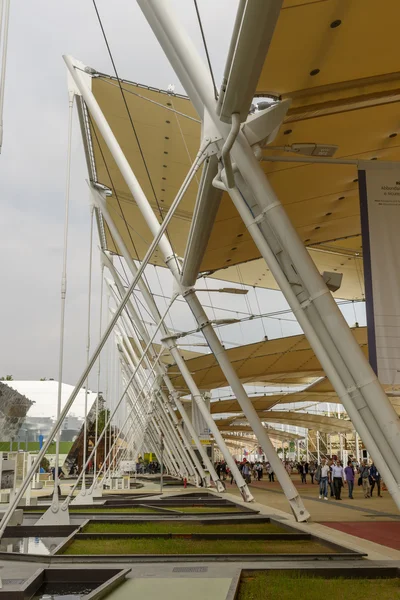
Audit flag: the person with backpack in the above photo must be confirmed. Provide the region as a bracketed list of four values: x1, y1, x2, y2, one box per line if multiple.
[359, 460, 371, 498]
[370, 461, 382, 497]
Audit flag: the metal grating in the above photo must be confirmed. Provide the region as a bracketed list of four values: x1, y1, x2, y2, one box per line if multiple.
[172, 567, 208, 573]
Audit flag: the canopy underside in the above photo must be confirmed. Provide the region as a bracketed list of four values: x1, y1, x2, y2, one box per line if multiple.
[166, 327, 367, 392]
[86, 0, 400, 301]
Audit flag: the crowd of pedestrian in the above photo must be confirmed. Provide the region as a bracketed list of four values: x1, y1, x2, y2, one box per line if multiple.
[314, 457, 382, 501]
[213, 458, 275, 485]
[214, 456, 383, 503]
[135, 460, 160, 474]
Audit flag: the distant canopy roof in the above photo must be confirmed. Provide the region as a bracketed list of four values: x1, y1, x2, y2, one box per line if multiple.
[216, 410, 353, 434]
[84, 0, 400, 301]
[166, 326, 367, 392]
[222, 428, 304, 444]
[210, 389, 400, 417]
[210, 391, 335, 415]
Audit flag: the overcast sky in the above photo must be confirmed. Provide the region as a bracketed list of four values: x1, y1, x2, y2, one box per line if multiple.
[0, 1, 365, 392]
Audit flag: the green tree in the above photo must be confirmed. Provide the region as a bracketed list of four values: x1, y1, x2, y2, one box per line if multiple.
[96, 408, 111, 435]
[0, 375, 13, 381]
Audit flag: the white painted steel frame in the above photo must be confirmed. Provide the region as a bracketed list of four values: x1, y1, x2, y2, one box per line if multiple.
[137, 0, 400, 512]
[0, 139, 191, 535]
[135, 0, 310, 520]
[113, 295, 194, 479]
[118, 338, 192, 480]
[97, 216, 214, 486]
[90, 190, 229, 492]
[66, 331, 166, 506]
[105, 272, 206, 485]
[46, 92, 74, 525]
[65, 55, 253, 501]
[0, 0, 10, 151]
[94, 199, 222, 489]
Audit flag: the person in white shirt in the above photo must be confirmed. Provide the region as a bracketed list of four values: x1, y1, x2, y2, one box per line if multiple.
[332, 461, 345, 500]
[318, 459, 330, 500]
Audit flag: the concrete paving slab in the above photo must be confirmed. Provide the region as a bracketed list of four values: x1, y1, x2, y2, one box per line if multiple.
[104, 576, 233, 600]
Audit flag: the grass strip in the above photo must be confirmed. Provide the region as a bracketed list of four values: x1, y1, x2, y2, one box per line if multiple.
[173, 506, 244, 513]
[62, 538, 334, 556]
[237, 571, 400, 600]
[29, 507, 161, 514]
[83, 522, 286, 534]
[69, 507, 161, 513]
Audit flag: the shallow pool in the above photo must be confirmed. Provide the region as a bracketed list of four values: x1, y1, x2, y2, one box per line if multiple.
[32, 582, 98, 599]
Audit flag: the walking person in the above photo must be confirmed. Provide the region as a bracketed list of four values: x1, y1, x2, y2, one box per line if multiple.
[242, 461, 251, 484]
[370, 461, 382, 497]
[318, 458, 329, 500]
[267, 462, 275, 482]
[298, 462, 305, 483]
[360, 460, 371, 498]
[309, 461, 316, 484]
[332, 461, 345, 500]
[328, 459, 335, 497]
[344, 460, 355, 499]
[220, 462, 227, 481]
[229, 466, 235, 486]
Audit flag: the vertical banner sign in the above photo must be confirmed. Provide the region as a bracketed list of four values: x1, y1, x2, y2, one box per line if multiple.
[359, 161, 400, 385]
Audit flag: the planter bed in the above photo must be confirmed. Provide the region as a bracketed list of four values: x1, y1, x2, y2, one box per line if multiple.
[59, 537, 349, 556]
[82, 520, 290, 534]
[170, 506, 251, 514]
[76, 532, 311, 541]
[236, 569, 400, 600]
[24, 506, 163, 514]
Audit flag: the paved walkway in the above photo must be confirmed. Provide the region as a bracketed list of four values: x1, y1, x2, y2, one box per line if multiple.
[106, 576, 234, 600]
[321, 521, 400, 551]
[225, 474, 399, 523]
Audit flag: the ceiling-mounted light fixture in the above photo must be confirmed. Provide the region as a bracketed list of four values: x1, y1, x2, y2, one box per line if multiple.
[177, 343, 209, 347]
[266, 143, 338, 157]
[195, 287, 248, 295]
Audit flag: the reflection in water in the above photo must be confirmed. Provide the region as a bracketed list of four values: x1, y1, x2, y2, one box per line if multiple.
[0, 536, 64, 555]
[33, 583, 97, 599]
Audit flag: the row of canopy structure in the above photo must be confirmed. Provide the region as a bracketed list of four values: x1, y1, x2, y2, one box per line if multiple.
[2, 0, 400, 534]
